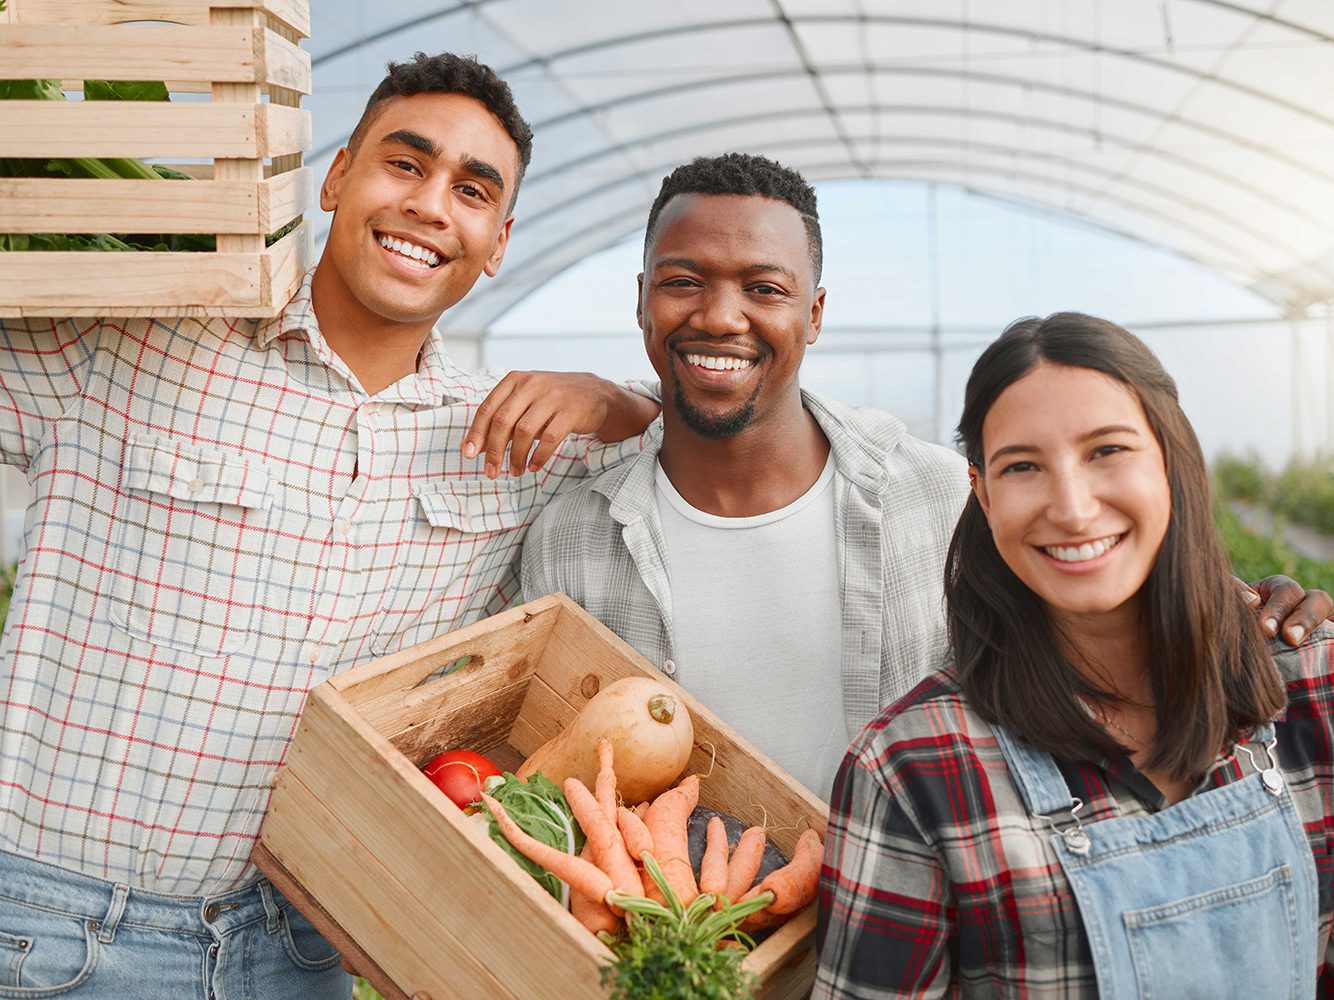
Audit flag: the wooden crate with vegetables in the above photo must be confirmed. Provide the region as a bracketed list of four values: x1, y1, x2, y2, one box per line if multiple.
[0, 0, 312, 317]
[254, 593, 829, 1000]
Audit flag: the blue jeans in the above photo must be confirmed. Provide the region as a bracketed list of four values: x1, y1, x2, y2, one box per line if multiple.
[0, 847, 351, 999]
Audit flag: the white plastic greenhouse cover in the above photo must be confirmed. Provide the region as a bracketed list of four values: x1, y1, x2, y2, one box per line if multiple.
[305, 0, 1334, 335]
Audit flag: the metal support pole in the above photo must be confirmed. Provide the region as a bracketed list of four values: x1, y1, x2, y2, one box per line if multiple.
[927, 183, 947, 444]
[1291, 315, 1304, 462]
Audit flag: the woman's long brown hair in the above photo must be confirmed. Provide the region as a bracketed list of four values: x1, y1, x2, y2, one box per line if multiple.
[947, 313, 1284, 781]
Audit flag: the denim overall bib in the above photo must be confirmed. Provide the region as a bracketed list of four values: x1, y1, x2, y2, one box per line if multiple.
[994, 723, 1319, 999]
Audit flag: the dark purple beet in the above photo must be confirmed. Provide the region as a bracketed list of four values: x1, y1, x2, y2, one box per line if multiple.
[685, 806, 789, 888]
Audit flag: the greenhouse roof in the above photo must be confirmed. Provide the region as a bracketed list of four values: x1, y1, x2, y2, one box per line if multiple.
[306, 1, 1334, 332]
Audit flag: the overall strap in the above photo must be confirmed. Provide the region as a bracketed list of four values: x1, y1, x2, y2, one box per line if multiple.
[992, 724, 1078, 817]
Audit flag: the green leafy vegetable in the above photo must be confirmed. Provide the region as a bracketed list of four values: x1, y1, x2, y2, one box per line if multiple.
[83, 79, 169, 103]
[602, 854, 770, 1000]
[483, 771, 585, 902]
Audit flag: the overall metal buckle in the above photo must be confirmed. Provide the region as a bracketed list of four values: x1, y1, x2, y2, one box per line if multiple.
[1042, 797, 1091, 855]
[1237, 737, 1284, 796]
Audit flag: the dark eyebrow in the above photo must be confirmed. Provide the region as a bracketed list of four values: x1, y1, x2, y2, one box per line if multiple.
[462, 155, 505, 194]
[377, 134, 506, 195]
[379, 129, 439, 158]
[986, 424, 1141, 467]
[653, 257, 798, 282]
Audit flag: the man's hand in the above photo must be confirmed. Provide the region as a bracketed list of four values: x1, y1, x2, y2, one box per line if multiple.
[463, 371, 660, 478]
[1242, 575, 1333, 645]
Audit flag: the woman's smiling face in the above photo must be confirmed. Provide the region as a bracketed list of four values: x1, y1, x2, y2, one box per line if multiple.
[972, 362, 1172, 626]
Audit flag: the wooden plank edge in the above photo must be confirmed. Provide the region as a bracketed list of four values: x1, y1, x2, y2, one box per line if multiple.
[252, 841, 408, 1000]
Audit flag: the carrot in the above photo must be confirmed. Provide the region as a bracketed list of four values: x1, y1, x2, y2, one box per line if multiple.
[564, 777, 645, 906]
[480, 792, 613, 903]
[642, 773, 699, 905]
[740, 828, 823, 918]
[595, 738, 619, 822]
[632, 801, 649, 817]
[698, 816, 729, 897]
[570, 841, 620, 937]
[720, 825, 766, 909]
[617, 805, 653, 861]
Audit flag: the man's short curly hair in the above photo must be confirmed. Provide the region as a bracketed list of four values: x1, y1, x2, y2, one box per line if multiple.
[644, 153, 822, 281]
[348, 52, 533, 209]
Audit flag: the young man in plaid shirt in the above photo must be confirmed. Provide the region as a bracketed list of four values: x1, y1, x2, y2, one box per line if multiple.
[0, 53, 656, 998]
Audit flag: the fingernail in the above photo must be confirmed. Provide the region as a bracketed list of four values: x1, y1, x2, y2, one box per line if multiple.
[1263, 617, 1278, 634]
[463, 442, 476, 458]
[1243, 590, 1261, 606]
[1287, 625, 1306, 643]
[484, 464, 496, 479]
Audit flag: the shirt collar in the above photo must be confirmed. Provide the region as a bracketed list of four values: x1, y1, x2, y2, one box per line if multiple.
[258, 267, 464, 404]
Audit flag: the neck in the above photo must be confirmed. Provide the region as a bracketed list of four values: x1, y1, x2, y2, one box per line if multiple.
[657, 396, 829, 517]
[1049, 598, 1152, 702]
[309, 258, 437, 397]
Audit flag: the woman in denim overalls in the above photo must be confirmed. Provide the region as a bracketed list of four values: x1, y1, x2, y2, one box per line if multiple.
[814, 313, 1333, 998]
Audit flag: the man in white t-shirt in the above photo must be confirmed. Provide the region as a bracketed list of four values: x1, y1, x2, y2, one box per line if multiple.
[521, 153, 967, 800]
[521, 153, 1332, 801]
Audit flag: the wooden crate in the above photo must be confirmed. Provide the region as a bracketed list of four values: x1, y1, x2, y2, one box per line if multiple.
[255, 593, 829, 1000]
[0, 0, 313, 317]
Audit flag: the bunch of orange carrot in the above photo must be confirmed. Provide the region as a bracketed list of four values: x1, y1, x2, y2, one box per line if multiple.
[480, 738, 822, 940]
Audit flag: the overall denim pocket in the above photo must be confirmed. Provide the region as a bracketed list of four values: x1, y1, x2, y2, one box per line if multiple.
[1124, 865, 1301, 1000]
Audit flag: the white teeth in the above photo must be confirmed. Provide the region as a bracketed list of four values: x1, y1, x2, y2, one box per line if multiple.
[684, 353, 753, 371]
[377, 233, 441, 268]
[1044, 534, 1121, 563]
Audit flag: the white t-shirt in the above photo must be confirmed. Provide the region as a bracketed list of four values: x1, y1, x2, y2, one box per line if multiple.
[654, 456, 848, 800]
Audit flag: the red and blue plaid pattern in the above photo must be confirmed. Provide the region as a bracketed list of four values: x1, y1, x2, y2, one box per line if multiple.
[814, 626, 1334, 998]
[0, 273, 638, 895]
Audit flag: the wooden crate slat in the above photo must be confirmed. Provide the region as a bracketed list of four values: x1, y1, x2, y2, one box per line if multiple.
[258, 220, 309, 307]
[278, 687, 611, 999]
[0, 177, 262, 233]
[1, 26, 259, 83]
[6, 0, 309, 35]
[261, 769, 517, 1000]
[259, 24, 311, 93]
[328, 597, 565, 706]
[0, 222, 310, 318]
[0, 101, 308, 158]
[261, 167, 309, 230]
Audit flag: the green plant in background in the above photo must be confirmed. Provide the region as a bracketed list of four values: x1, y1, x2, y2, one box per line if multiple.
[1213, 502, 1334, 595]
[1212, 453, 1269, 504]
[0, 563, 14, 626]
[1273, 456, 1334, 535]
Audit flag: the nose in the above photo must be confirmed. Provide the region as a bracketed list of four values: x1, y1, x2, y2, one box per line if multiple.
[691, 286, 749, 337]
[1046, 466, 1100, 531]
[401, 175, 452, 228]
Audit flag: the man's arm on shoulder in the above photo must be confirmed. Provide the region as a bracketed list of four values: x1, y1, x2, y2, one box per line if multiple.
[463, 371, 660, 479]
[0, 316, 101, 469]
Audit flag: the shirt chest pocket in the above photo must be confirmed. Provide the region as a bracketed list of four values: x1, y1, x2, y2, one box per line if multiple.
[109, 434, 274, 658]
[369, 478, 535, 657]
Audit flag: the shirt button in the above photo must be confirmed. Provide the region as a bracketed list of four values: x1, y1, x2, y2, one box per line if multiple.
[336, 519, 352, 538]
[662, 658, 677, 676]
[189, 478, 204, 493]
[203, 902, 221, 923]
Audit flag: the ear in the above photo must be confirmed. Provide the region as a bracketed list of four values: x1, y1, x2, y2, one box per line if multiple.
[482, 215, 515, 277]
[319, 148, 350, 212]
[807, 286, 826, 346]
[969, 464, 991, 518]
[636, 272, 646, 330]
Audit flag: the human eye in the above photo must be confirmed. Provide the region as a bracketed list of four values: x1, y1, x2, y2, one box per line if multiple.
[659, 276, 700, 289]
[456, 181, 486, 200]
[389, 158, 421, 175]
[998, 460, 1038, 475]
[1092, 443, 1128, 459]
[749, 281, 788, 297]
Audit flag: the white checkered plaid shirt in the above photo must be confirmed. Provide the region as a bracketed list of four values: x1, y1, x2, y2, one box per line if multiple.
[0, 272, 639, 895]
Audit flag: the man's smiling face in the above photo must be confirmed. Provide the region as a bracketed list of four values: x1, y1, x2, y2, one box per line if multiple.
[639, 193, 824, 440]
[318, 91, 518, 325]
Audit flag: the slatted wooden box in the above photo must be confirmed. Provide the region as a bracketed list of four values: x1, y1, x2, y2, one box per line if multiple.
[0, 0, 312, 317]
[254, 593, 829, 1000]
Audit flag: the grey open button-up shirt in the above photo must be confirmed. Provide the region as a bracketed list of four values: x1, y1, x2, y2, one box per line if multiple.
[522, 390, 970, 736]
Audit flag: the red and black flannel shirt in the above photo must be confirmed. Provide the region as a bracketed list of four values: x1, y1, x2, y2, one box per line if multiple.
[814, 625, 1334, 998]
